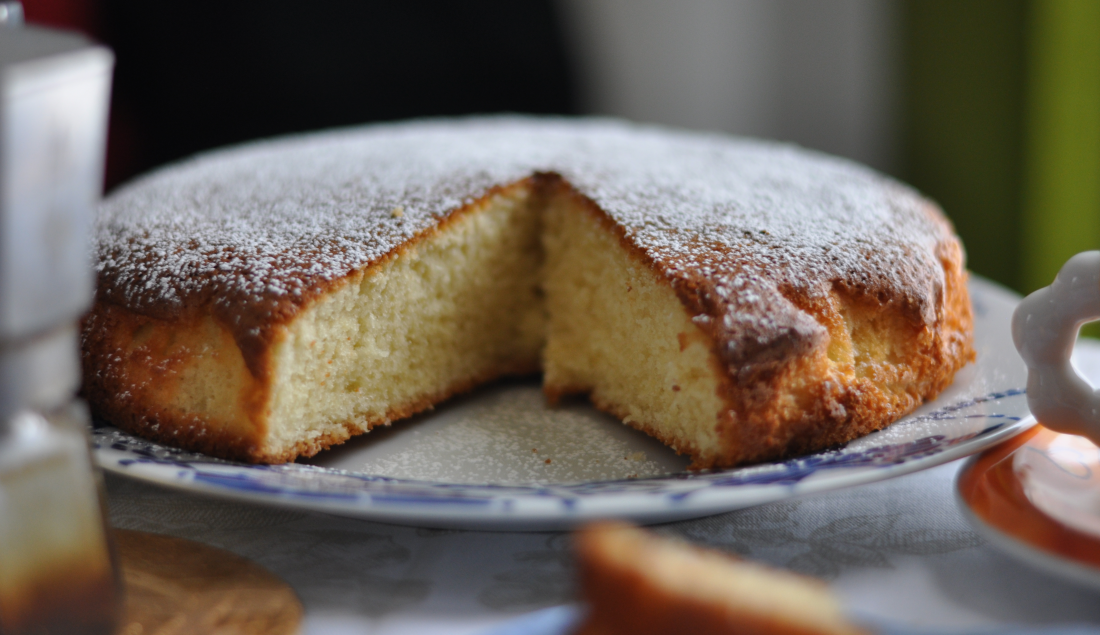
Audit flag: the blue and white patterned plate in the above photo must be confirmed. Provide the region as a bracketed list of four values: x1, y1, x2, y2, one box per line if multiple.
[94, 277, 1031, 530]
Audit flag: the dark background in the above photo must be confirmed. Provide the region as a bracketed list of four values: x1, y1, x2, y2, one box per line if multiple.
[23, 1, 578, 191]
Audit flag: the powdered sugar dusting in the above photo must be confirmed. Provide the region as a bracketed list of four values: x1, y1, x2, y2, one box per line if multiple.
[96, 117, 953, 361]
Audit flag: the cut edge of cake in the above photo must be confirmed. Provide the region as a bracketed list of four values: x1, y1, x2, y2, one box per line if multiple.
[541, 180, 733, 465]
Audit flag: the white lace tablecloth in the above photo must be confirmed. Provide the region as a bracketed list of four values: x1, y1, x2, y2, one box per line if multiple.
[103, 343, 1100, 634]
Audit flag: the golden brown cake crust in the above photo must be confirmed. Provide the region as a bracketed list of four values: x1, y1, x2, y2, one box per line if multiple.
[82, 301, 270, 462]
[86, 117, 974, 465]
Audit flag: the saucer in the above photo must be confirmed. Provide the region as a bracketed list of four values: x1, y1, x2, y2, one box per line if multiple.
[957, 425, 1100, 589]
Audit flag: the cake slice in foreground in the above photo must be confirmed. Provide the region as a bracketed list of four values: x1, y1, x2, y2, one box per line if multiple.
[573, 522, 865, 635]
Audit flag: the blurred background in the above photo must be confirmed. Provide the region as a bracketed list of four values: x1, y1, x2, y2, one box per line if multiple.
[21, 0, 1100, 298]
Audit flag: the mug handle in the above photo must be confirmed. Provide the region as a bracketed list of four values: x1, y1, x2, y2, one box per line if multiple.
[1012, 251, 1100, 444]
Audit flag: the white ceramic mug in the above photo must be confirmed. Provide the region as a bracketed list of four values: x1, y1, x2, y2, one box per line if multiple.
[1013, 251, 1100, 444]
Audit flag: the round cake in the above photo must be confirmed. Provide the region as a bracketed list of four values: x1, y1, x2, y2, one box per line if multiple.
[82, 117, 974, 468]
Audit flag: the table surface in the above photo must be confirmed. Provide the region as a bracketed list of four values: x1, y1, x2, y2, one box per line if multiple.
[103, 344, 1100, 635]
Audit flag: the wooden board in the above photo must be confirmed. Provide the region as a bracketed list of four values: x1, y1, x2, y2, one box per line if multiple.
[114, 529, 302, 635]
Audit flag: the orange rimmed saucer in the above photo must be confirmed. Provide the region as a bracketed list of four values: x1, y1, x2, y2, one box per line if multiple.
[957, 425, 1100, 589]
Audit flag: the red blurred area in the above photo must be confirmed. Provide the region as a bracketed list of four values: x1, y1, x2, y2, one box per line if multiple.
[21, 0, 100, 34]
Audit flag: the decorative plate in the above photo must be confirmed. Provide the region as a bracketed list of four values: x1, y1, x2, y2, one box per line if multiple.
[94, 277, 1032, 530]
[957, 425, 1100, 590]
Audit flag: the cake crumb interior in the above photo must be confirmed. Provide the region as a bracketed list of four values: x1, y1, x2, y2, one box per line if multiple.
[541, 191, 727, 461]
[267, 184, 545, 453]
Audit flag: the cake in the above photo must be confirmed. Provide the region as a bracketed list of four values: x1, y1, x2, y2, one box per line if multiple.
[573, 522, 866, 635]
[82, 117, 974, 468]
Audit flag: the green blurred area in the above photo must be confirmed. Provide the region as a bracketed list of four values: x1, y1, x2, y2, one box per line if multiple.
[899, 0, 1100, 324]
[900, 0, 1027, 293]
